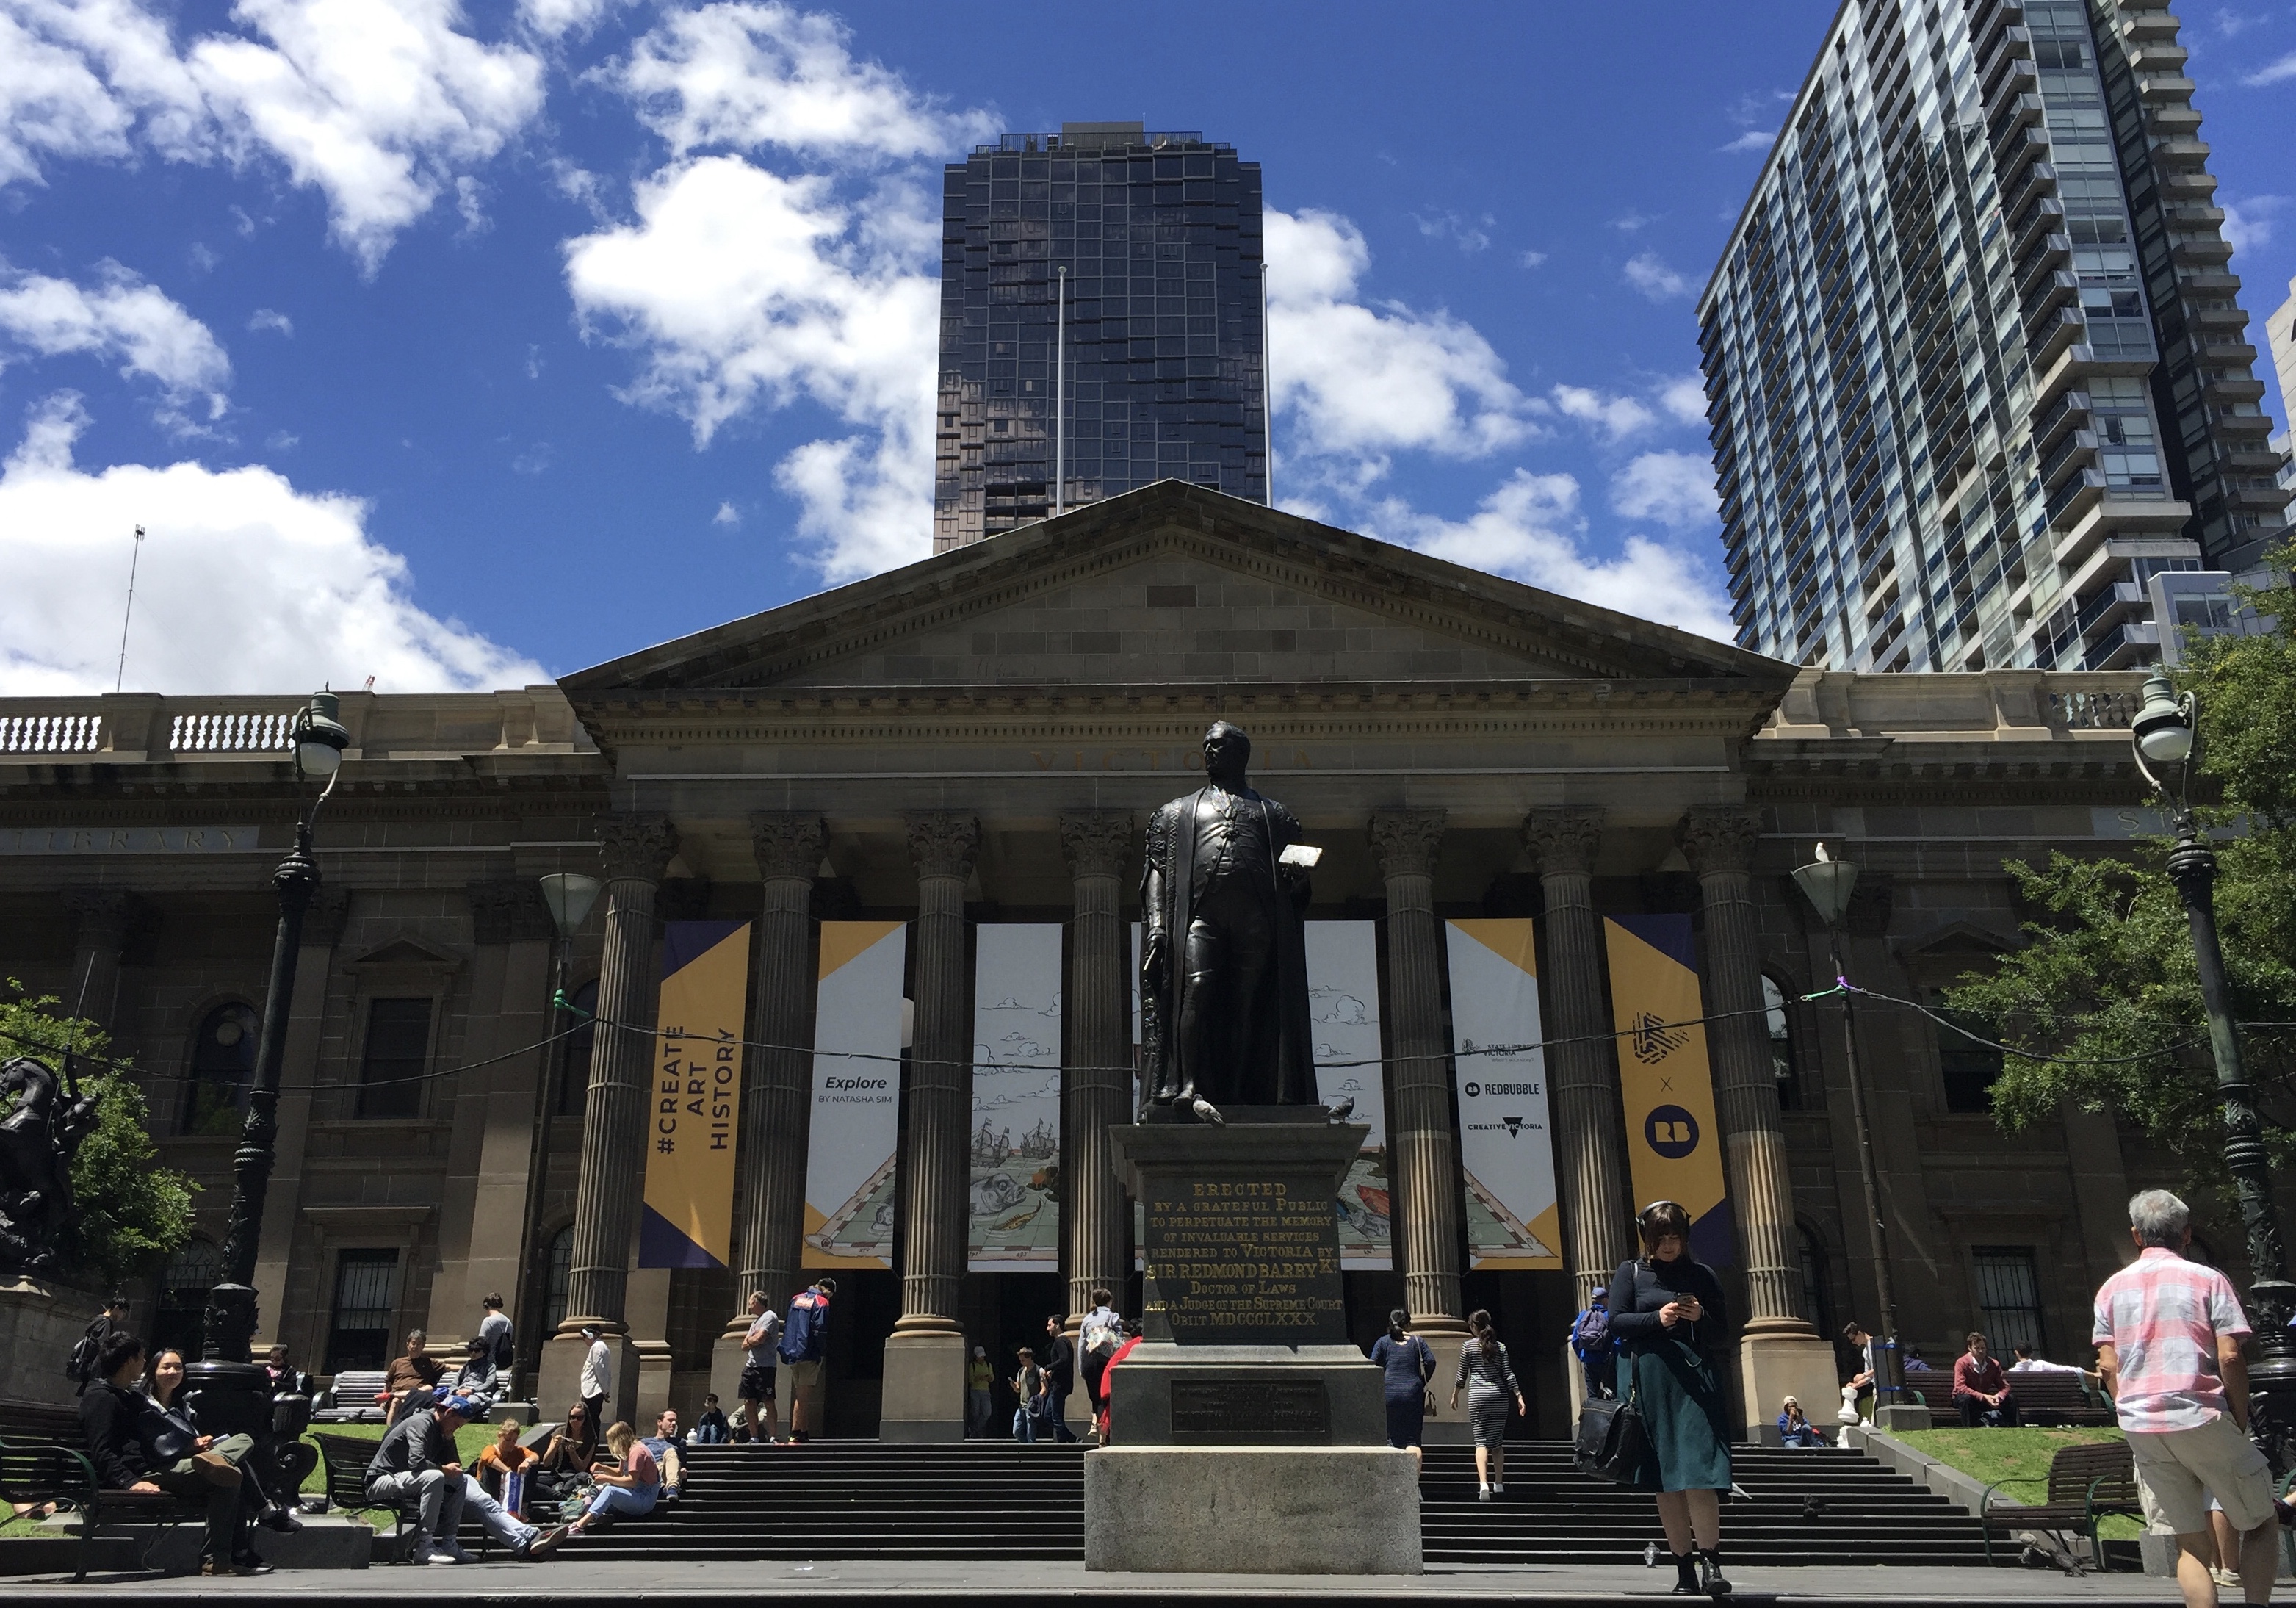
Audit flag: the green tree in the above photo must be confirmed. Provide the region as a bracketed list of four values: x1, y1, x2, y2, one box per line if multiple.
[1943, 554, 2296, 1208]
[0, 981, 197, 1288]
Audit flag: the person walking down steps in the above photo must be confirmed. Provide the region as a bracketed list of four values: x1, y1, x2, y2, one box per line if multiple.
[1448, 1309, 1526, 1499]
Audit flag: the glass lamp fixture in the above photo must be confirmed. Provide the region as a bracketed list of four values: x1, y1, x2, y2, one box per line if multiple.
[292, 691, 352, 779]
[538, 873, 604, 939]
[1791, 842, 1860, 929]
[2131, 671, 2195, 769]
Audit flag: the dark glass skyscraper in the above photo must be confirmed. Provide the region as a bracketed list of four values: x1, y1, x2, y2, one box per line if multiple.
[934, 123, 1268, 553]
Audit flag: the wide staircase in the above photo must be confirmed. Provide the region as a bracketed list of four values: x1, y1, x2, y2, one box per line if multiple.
[552, 1439, 1994, 1567]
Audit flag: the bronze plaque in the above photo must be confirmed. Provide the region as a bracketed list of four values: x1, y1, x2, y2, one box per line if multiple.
[1169, 1377, 1330, 1438]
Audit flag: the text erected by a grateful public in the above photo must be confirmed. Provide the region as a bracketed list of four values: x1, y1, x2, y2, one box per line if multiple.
[1143, 1175, 1346, 1343]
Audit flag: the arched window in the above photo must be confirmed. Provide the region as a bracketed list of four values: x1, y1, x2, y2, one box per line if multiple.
[182, 1003, 259, 1136]
[557, 981, 598, 1117]
[1763, 976, 1803, 1110]
[543, 1225, 574, 1333]
[151, 1238, 220, 1358]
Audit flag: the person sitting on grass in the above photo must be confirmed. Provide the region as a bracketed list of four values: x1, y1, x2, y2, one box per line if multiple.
[565, 1421, 661, 1536]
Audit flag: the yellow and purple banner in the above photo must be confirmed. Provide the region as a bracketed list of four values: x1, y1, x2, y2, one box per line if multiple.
[1603, 914, 1730, 1266]
[639, 920, 752, 1269]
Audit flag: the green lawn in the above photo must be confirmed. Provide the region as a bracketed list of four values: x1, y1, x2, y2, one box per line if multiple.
[1896, 1426, 2141, 1539]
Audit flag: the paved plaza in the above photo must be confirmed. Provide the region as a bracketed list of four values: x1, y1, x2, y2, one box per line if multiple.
[2, 1557, 2198, 1604]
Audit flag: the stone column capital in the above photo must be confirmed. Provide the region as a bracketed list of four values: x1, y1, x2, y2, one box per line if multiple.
[1367, 808, 1446, 881]
[596, 812, 678, 883]
[906, 812, 980, 881]
[750, 813, 826, 883]
[61, 887, 138, 953]
[1058, 812, 1134, 879]
[1521, 809, 1604, 877]
[1677, 809, 1763, 878]
[467, 879, 555, 945]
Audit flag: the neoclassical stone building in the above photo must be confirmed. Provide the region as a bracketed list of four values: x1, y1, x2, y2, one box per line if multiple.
[0, 484, 2178, 1436]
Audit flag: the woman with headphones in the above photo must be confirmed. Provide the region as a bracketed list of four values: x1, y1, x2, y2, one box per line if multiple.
[1609, 1200, 1733, 1597]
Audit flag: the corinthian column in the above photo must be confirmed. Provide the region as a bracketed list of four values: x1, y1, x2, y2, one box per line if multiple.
[1060, 812, 1133, 1325]
[713, 815, 823, 1407]
[882, 812, 978, 1441]
[1522, 809, 1633, 1303]
[62, 887, 139, 1033]
[1368, 809, 1467, 1344]
[1678, 807, 1839, 1437]
[541, 812, 676, 1426]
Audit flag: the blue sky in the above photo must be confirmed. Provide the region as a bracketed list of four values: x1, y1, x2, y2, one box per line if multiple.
[2, 0, 2290, 693]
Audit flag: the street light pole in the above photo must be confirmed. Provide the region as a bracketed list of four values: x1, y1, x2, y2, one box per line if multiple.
[189, 693, 350, 1435]
[1793, 845, 1906, 1421]
[2131, 672, 2296, 1462]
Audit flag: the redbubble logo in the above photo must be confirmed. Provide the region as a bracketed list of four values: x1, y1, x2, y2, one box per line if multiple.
[1645, 1104, 1699, 1158]
[1464, 1081, 1481, 1097]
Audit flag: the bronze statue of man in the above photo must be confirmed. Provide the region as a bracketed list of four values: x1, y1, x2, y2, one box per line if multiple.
[1140, 722, 1317, 1120]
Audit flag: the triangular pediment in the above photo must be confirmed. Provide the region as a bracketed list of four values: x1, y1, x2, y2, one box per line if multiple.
[563, 482, 1786, 694]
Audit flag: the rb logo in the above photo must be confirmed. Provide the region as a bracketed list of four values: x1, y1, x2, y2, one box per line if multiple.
[1645, 1104, 1699, 1159]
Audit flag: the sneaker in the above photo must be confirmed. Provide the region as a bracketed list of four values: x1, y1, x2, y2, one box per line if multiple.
[523, 1526, 570, 1560]
[1476, 1485, 1491, 1501]
[2212, 1566, 2242, 1588]
[262, 1502, 304, 1534]
[419, 1546, 461, 1566]
[1492, 1482, 1505, 1494]
[230, 1554, 275, 1576]
[437, 1540, 477, 1565]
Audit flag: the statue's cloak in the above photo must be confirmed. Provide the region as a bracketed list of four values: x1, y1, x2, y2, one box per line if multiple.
[1139, 785, 1316, 1108]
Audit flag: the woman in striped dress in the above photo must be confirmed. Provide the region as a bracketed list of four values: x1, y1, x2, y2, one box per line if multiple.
[1448, 1308, 1526, 1500]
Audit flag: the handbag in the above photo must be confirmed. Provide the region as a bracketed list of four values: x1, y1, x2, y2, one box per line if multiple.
[1573, 1382, 1646, 1482]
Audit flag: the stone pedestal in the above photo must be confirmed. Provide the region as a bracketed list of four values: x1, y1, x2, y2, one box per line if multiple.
[1086, 1446, 1421, 1576]
[0, 1277, 101, 1409]
[1090, 1112, 1418, 1574]
[1738, 1322, 1842, 1445]
[880, 1330, 962, 1441]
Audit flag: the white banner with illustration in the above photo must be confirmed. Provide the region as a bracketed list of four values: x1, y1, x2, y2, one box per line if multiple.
[1444, 918, 1562, 1269]
[1305, 920, 1391, 1269]
[970, 923, 1064, 1270]
[802, 920, 906, 1269]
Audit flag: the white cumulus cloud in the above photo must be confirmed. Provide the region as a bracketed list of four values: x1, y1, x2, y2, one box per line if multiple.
[0, 392, 546, 694]
[1267, 207, 1534, 483]
[2240, 50, 2296, 85]
[0, 261, 229, 428]
[614, 1, 994, 160]
[563, 154, 939, 578]
[1623, 253, 1691, 301]
[0, 0, 546, 272]
[1658, 373, 1709, 425]
[1611, 450, 1717, 530]
[1366, 469, 1735, 642]
[1548, 383, 1656, 441]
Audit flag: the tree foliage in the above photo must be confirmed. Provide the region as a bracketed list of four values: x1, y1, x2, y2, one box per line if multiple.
[0, 981, 197, 1288]
[1943, 553, 2296, 1209]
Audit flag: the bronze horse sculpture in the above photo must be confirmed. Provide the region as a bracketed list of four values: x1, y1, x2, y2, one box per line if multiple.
[0, 1055, 97, 1277]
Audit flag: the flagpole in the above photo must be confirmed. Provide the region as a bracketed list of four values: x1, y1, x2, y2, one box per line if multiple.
[115, 524, 145, 693]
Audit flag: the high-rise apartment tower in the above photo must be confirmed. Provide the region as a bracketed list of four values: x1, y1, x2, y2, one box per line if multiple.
[933, 123, 1268, 553]
[1699, 0, 2289, 671]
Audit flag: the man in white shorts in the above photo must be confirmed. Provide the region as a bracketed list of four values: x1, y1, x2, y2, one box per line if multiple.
[2093, 1189, 2276, 1608]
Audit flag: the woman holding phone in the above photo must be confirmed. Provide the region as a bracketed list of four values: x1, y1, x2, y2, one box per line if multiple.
[1609, 1200, 1733, 1598]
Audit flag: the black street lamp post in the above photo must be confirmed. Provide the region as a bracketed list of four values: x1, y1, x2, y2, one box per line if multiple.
[2129, 672, 2296, 1463]
[187, 692, 350, 1435]
[1792, 844, 1914, 1424]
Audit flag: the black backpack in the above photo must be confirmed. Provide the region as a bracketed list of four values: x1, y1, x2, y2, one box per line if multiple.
[66, 1317, 109, 1388]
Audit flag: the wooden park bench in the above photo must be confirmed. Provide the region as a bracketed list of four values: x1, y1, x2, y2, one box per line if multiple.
[0, 1395, 210, 1581]
[1980, 1438, 2140, 1573]
[311, 1371, 390, 1424]
[2007, 1371, 2116, 1427]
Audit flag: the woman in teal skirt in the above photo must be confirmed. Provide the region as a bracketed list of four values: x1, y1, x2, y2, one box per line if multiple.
[1608, 1200, 1733, 1598]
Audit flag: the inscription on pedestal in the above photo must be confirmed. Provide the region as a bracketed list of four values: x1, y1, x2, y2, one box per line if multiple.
[1141, 1172, 1346, 1346]
[1170, 1377, 1330, 1438]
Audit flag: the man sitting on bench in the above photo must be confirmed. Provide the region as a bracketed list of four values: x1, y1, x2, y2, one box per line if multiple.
[364, 1393, 565, 1565]
[77, 1330, 259, 1576]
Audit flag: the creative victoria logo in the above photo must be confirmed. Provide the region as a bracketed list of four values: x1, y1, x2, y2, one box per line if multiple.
[1644, 1104, 1699, 1158]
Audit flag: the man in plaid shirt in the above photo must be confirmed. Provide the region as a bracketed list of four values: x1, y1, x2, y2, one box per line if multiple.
[2094, 1189, 2276, 1608]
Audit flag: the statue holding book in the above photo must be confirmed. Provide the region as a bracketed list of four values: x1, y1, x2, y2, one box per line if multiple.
[1138, 722, 1324, 1119]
